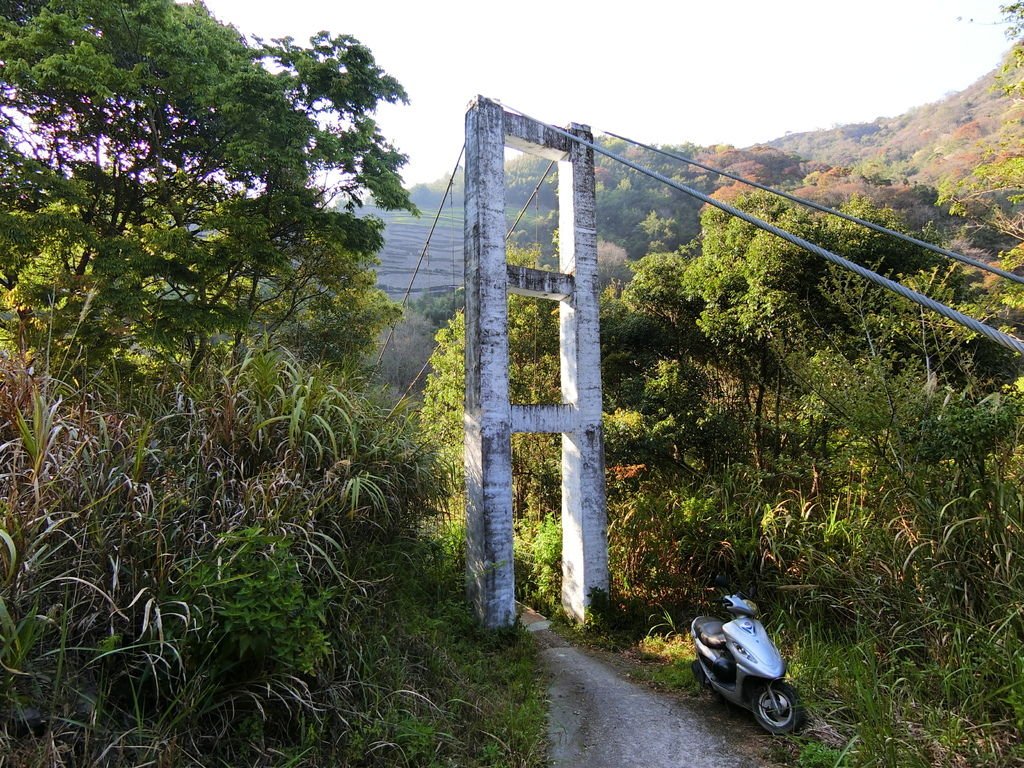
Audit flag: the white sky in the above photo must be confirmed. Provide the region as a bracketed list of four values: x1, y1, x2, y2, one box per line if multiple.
[201, 0, 1014, 186]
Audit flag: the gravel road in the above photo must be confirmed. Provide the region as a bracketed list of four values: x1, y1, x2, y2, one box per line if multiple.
[522, 608, 773, 768]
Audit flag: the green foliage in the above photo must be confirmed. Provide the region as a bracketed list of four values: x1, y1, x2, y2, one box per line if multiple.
[515, 514, 562, 615]
[603, 191, 1013, 482]
[692, 193, 940, 350]
[607, 482, 762, 620]
[797, 742, 848, 768]
[414, 53, 1024, 766]
[184, 527, 333, 678]
[584, 177, 1024, 764]
[338, 520, 547, 768]
[0, 349, 550, 766]
[917, 391, 1021, 481]
[420, 309, 467, 467]
[0, 0, 410, 367]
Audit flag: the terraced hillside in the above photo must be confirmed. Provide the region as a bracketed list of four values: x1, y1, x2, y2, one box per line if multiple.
[369, 207, 464, 299]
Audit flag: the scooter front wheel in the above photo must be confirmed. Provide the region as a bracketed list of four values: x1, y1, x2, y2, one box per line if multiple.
[751, 680, 803, 734]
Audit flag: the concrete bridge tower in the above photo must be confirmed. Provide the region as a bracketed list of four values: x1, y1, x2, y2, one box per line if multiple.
[463, 97, 608, 628]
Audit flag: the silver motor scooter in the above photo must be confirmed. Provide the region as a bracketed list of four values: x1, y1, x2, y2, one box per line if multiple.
[690, 578, 803, 734]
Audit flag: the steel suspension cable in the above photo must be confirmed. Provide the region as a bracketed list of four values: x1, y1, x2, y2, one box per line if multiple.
[392, 161, 560, 401]
[501, 104, 1024, 356]
[450, 176, 458, 291]
[376, 145, 465, 368]
[603, 129, 1024, 286]
[506, 160, 556, 241]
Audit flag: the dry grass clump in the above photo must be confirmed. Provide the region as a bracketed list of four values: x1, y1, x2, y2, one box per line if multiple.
[1, 348, 521, 766]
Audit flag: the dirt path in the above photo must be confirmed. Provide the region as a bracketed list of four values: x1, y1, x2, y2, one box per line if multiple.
[522, 608, 776, 768]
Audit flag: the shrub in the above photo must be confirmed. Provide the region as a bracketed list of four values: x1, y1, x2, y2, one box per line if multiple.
[0, 348, 470, 765]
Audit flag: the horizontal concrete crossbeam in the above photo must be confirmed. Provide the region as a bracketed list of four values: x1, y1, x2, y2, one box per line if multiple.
[507, 264, 574, 300]
[511, 404, 575, 434]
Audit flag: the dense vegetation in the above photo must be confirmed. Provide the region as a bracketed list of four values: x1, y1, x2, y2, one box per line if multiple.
[0, 2, 546, 766]
[384, 58, 1023, 397]
[0, 0, 410, 368]
[417, 23, 1024, 768]
[5, 1, 1024, 766]
[0, 349, 545, 765]
[424, 215, 1024, 766]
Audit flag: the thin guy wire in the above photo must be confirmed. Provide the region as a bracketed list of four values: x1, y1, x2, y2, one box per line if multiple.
[603, 129, 1024, 286]
[501, 103, 1024, 357]
[395, 160, 556, 401]
[506, 160, 556, 241]
[376, 144, 465, 368]
[450, 177, 458, 291]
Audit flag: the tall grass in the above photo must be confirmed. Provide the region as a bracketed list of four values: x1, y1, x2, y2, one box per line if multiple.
[605, 453, 1024, 766]
[0, 349, 544, 766]
[761, 475, 1024, 767]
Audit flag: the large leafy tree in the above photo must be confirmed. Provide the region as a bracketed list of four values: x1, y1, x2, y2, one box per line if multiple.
[0, 0, 411, 366]
[600, 192, 1012, 478]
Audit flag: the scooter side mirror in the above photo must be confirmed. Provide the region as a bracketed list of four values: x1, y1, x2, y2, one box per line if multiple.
[713, 573, 729, 589]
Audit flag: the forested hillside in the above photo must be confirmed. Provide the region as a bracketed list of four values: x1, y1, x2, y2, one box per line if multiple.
[380, 80, 1013, 312]
[376, 54, 1024, 402]
[378, 48, 1022, 302]
[0, 3, 545, 766]
[411, 24, 1024, 768]
[767, 47, 1023, 187]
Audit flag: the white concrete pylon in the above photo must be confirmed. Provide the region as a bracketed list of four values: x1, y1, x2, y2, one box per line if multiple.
[464, 97, 608, 628]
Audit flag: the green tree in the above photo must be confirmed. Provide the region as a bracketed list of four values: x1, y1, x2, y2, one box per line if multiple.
[420, 311, 466, 467]
[600, 191, 1006, 480]
[0, 0, 410, 367]
[600, 249, 727, 474]
[939, 8, 1024, 306]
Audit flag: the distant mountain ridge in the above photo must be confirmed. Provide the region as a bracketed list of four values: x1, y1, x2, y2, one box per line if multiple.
[372, 53, 1021, 299]
[766, 49, 1023, 186]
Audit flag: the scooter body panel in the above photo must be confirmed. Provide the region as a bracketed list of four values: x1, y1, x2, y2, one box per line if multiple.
[722, 616, 786, 679]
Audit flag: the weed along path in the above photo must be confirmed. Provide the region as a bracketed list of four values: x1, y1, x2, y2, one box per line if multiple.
[521, 608, 774, 768]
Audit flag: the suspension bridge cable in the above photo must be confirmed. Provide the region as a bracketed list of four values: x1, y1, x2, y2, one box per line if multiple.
[506, 160, 556, 241]
[450, 175, 458, 291]
[603, 129, 1024, 287]
[376, 145, 465, 368]
[393, 162, 558, 401]
[501, 104, 1024, 357]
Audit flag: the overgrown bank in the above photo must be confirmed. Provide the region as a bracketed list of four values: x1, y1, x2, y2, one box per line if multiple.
[422, 193, 1024, 766]
[0, 350, 546, 767]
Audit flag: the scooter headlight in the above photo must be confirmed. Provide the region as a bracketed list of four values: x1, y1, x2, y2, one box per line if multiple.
[730, 641, 760, 664]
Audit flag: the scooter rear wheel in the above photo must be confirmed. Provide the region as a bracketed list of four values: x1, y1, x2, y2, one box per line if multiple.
[751, 681, 803, 734]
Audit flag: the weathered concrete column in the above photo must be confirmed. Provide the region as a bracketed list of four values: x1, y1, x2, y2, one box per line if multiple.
[464, 97, 515, 628]
[558, 124, 609, 622]
[464, 97, 607, 627]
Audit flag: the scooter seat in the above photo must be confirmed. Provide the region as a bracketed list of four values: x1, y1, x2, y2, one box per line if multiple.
[696, 619, 727, 649]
